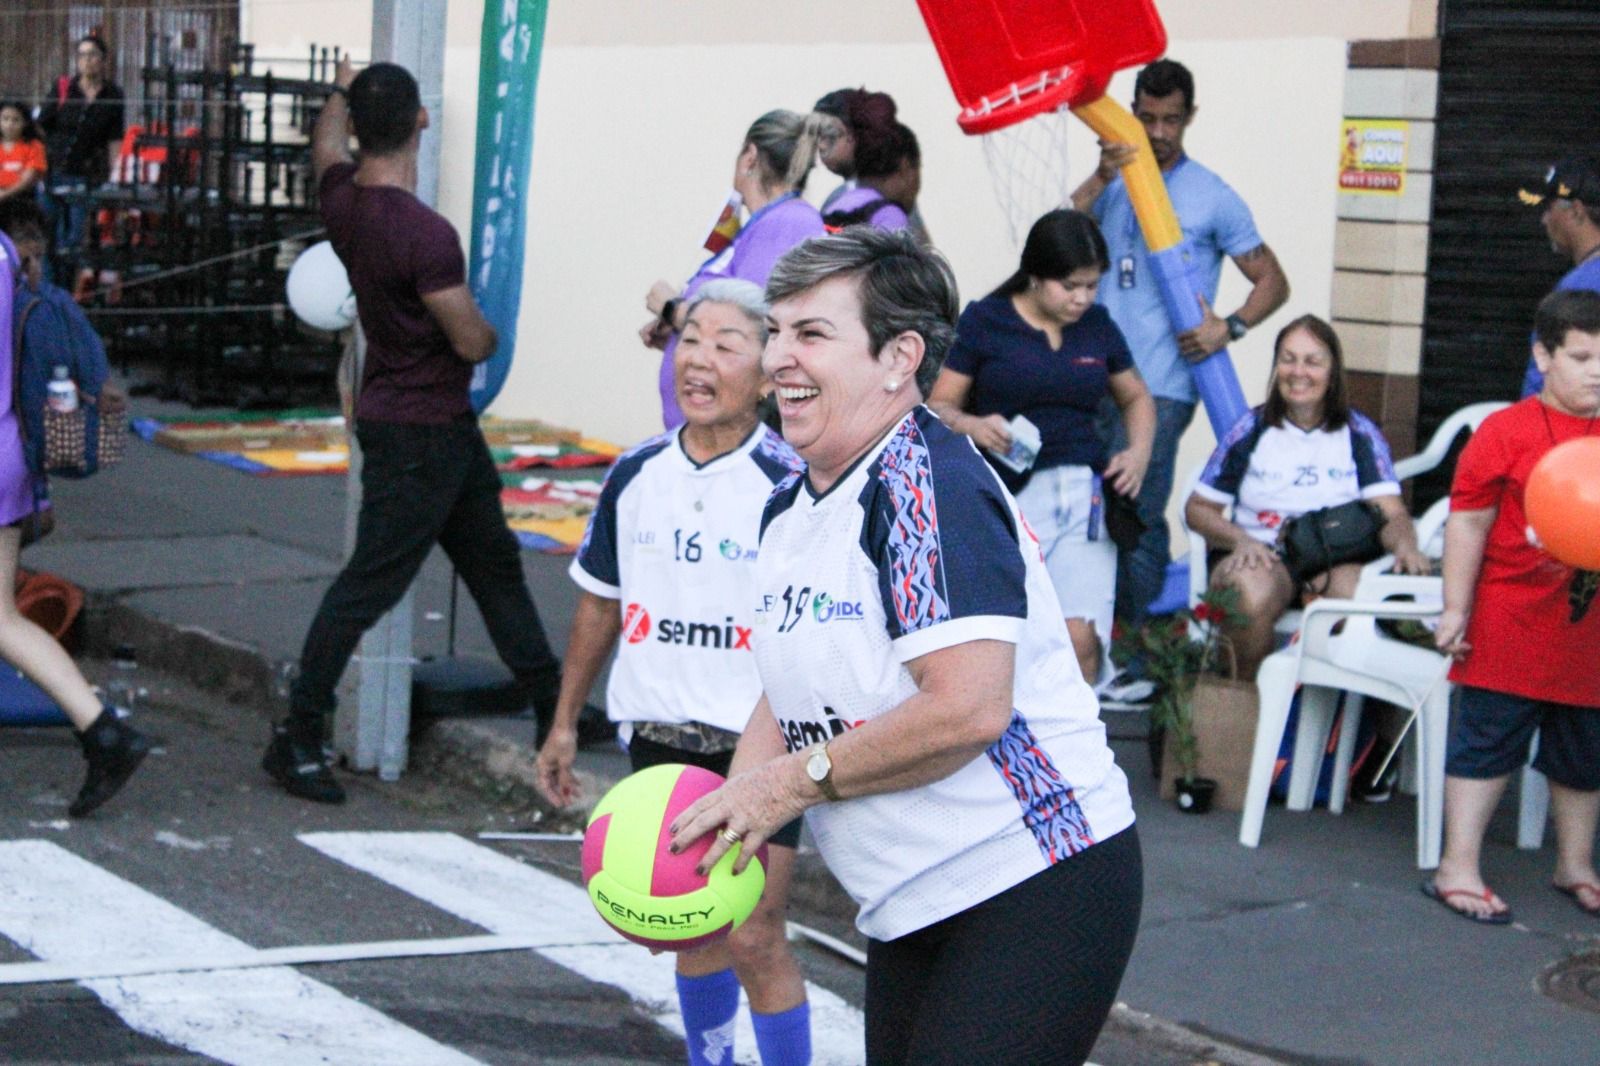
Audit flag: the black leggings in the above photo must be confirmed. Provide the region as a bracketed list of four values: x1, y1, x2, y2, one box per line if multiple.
[865, 825, 1142, 1066]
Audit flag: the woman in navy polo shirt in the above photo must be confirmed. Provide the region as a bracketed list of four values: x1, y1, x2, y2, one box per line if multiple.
[929, 209, 1155, 685]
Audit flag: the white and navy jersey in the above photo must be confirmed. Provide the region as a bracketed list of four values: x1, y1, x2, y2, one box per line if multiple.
[572, 424, 803, 732]
[1193, 408, 1401, 544]
[754, 406, 1135, 941]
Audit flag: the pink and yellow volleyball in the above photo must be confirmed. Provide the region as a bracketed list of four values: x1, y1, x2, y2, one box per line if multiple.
[581, 764, 767, 950]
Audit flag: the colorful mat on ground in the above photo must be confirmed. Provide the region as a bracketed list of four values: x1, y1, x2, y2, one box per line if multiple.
[132, 410, 618, 554]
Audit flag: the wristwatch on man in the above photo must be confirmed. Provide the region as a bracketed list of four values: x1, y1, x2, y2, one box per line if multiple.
[805, 742, 840, 802]
[1225, 313, 1249, 341]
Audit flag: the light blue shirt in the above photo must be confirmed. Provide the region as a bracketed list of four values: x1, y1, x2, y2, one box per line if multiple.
[1091, 156, 1263, 403]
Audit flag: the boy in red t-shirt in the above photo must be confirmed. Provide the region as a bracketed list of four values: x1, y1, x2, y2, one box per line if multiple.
[1427, 288, 1600, 924]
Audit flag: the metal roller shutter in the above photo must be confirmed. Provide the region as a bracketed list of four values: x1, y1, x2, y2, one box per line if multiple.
[1419, 0, 1600, 501]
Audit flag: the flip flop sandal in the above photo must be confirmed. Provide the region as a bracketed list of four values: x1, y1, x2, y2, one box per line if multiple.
[1552, 882, 1600, 918]
[1421, 879, 1513, 925]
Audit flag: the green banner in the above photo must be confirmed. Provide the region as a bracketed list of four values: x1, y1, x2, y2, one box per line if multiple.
[467, 0, 550, 412]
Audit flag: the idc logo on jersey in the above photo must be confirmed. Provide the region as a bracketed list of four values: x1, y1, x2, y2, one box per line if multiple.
[811, 592, 864, 623]
[622, 603, 752, 651]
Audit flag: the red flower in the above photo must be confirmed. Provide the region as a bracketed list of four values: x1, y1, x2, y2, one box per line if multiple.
[1193, 602, 1216, 623]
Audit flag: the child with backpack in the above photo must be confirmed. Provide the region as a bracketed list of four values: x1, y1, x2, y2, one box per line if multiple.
[0, 198, 148, 817]
[1428, 288, 1600, 924]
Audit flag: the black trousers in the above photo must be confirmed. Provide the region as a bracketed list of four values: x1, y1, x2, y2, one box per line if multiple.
[865, 825, 1143, 1066]
[289, 416, 559, 723]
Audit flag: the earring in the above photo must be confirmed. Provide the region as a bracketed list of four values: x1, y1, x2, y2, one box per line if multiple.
[884, 379, 901, 393]
[742, 168, 754, 177]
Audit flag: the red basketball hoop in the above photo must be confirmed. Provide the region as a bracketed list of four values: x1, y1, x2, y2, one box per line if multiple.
[916, 0, 1167, 136]
[916, 0, 1168, 245]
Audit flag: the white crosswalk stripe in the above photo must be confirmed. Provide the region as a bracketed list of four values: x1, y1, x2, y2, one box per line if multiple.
[0, 839, 485, 1066]
[0, 832, 867, 1064]
[302, 830, 868, 1066]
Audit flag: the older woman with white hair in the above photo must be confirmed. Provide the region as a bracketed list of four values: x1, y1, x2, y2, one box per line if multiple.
[671, 230, 1142, 1066]
[642, 110, 826, 428]
[539, 278, 812, 1066]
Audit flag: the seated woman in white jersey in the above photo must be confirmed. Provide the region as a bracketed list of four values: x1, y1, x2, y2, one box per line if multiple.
[929, 209, 1155, 686]
[1185, 313, 1430, 680]
[536, 279, 812, 1066]
[668, 230, 1142, 1066]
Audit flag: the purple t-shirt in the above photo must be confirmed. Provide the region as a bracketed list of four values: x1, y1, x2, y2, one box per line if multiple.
[658, 194, 825, 427]
[320, 163, 472, 424]
[821, 185, 910, 232]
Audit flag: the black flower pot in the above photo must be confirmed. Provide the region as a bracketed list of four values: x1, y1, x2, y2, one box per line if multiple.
[1173, 776, 1217, 814]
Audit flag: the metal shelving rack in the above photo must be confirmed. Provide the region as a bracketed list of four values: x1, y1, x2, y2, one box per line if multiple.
[74, 42, 345, 408]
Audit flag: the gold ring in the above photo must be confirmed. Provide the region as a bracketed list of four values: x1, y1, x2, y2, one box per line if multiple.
[718, 827, 743, 846]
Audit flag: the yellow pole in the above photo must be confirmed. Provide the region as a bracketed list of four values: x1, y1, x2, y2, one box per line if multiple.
[1070, 95, 1182, 252]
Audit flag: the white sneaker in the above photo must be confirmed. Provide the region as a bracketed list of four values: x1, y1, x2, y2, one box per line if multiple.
[1097, 673, 1155, 708]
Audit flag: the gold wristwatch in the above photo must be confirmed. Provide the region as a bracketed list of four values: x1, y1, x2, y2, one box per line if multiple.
[805, 742, 840, 802]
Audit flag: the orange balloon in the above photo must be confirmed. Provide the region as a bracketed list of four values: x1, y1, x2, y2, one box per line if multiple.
[1525, 436, 1600, 570]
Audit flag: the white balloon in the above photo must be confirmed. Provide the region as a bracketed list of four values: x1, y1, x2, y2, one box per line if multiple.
[285, 241, 357, 331]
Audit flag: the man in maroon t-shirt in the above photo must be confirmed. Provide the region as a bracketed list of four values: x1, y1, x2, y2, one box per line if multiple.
[263, 58, 562, 804]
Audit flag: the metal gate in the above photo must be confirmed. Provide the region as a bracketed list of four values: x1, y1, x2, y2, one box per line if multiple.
[1418, 0, 1600, 499]
[0, 1, 237, 114]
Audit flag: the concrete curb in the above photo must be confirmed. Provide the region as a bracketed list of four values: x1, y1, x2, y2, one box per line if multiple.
[81, 596, 599, 818]
[85, 596, 286, 715]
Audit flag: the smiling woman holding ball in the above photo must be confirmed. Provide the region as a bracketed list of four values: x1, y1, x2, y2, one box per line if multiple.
[672, 229, 1142, 1066]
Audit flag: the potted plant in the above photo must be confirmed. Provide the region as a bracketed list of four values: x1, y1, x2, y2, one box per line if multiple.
[1120, 587, 1245, 814]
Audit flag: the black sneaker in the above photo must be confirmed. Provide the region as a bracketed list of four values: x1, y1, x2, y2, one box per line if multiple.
[70, 709, 153, 818]
[262, 721, 346, 804]
[576, 702, 618, 747]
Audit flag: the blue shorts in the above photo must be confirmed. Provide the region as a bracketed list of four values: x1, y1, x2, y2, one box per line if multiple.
[627, 731, 803, 849]
[1445, 686, 1600, 791]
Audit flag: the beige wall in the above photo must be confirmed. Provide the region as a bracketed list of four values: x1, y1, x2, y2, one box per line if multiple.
[239, 1, 1372, 537]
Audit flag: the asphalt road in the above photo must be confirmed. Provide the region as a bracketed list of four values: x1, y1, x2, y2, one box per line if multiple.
[0, 670, 1235, 1066]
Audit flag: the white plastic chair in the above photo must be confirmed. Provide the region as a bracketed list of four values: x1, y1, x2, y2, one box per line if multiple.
[1391, 401, 1509, 481]
[1240, 569, 1451, 868]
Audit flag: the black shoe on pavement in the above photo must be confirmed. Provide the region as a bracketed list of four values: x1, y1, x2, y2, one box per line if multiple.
[71, 708, 153, 818]
[262, 720, 346, 804]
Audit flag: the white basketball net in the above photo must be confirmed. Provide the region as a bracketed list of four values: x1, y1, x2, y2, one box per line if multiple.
[979, 105, 1075, 251]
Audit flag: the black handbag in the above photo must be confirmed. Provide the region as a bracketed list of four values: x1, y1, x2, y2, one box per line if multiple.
[1103, 484, 1147, 553]
[1277, 500, 1388, 591]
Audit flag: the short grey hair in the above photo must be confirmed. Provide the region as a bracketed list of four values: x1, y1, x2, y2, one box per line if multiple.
[685, 278, 769, 345]
[764, 227, 959, 396]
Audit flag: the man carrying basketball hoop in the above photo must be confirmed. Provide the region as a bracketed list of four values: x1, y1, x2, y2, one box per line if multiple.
[1071, 58, 1290, 633]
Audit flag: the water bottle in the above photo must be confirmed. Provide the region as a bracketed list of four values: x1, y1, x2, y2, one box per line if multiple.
[46, 366, 78, 413]
[105, 644, 139, 713]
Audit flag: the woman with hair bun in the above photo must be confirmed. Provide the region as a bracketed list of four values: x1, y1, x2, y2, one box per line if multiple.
[642, 110, 825, 428]
[822, 121, 920, 234]
[813, 88, 930, 242]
